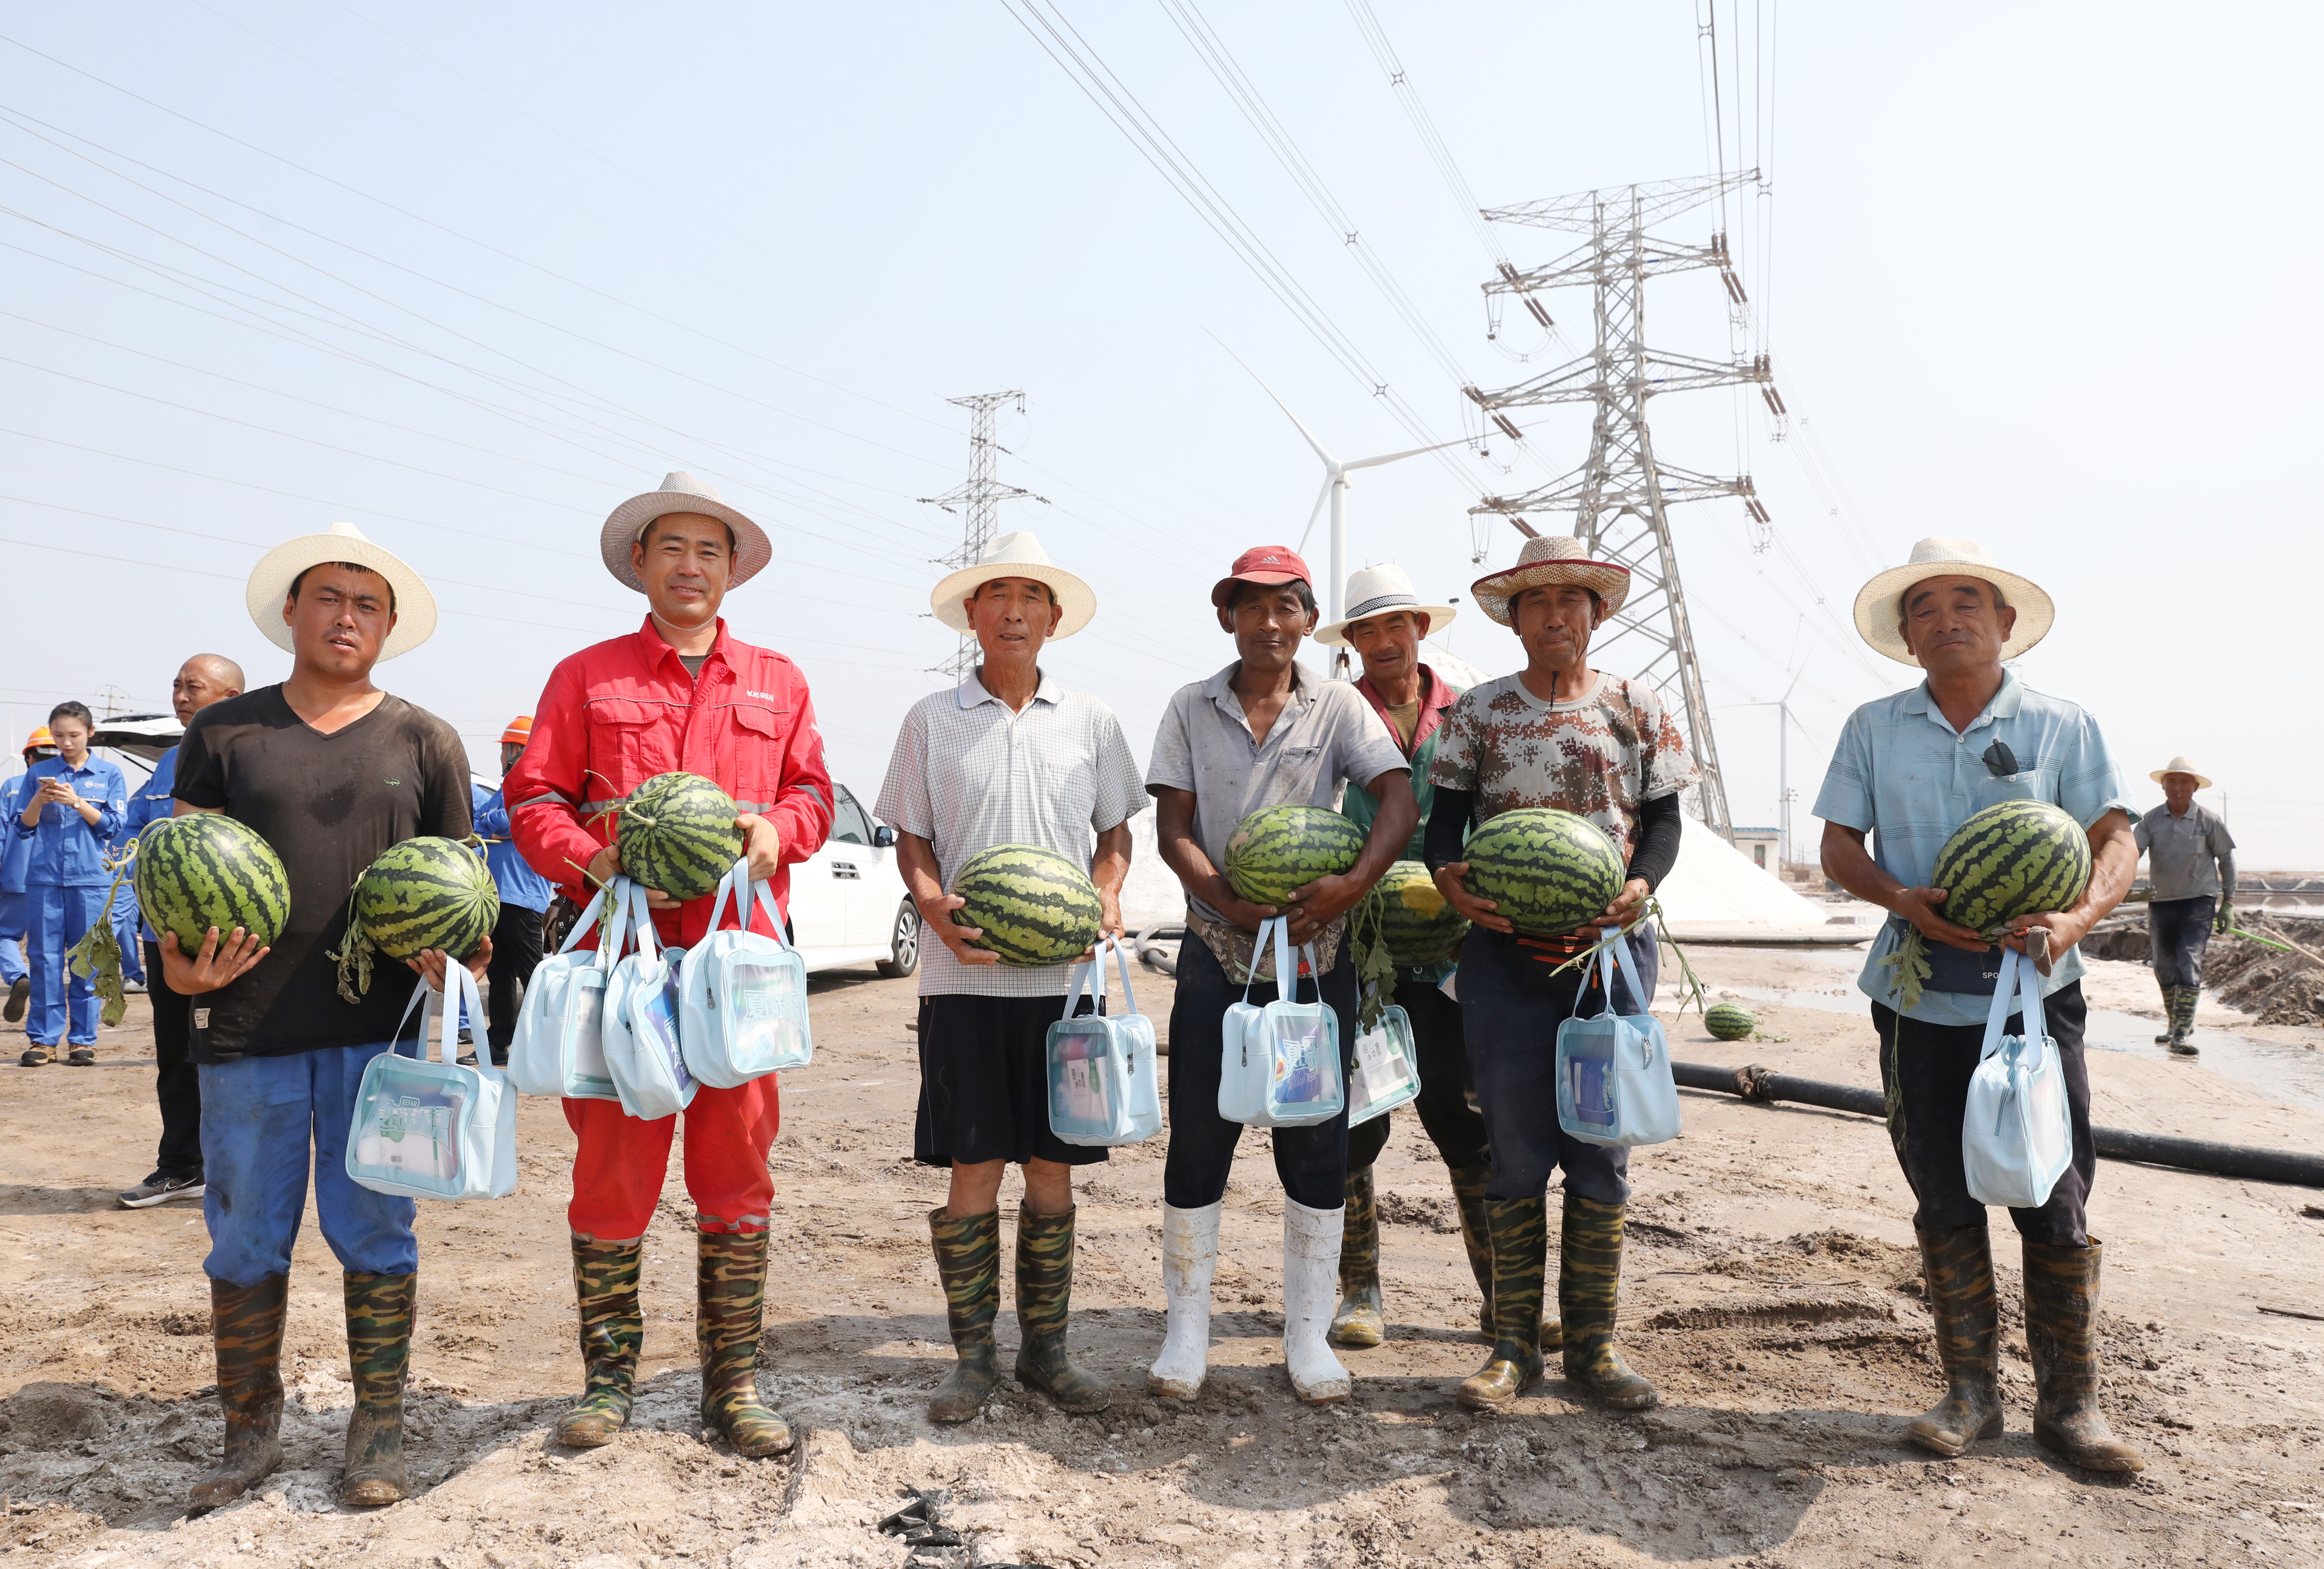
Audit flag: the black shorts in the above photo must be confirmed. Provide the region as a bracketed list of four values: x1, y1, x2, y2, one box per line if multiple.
[914, 993, 1110, 1169]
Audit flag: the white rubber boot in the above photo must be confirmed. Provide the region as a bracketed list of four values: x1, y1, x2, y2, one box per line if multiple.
[1148, 1202, 1221, 1400]
[1282, 1198, 1353, 1404]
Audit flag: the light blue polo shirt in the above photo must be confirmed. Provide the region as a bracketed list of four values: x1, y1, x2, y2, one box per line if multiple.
[1813, 671, 2133, 1025]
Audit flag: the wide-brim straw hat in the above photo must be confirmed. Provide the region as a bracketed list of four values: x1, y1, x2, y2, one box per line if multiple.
[244, 521, 436, 661]
[1314, 562, 1458, 647]
[931, 530, 1096, 638]
[1470, 535, 1630, 627]
[1852, 537, 2054, 666]
[2149, 755, 2214, 789]
[601, 471, 772, 592]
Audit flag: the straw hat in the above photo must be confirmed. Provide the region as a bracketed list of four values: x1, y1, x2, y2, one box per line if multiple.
[931, 530, 1096, 638]
[2149, 755, 2213, 789]
[1469, 535, 1630, 627]
[601, 472, 772, 592]
[1852, 537, 2054, 666]
[244, 522, 436, 661]
[1314, 563, 1458, 647]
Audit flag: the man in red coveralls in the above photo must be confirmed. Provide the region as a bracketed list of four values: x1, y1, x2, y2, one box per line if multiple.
[506, 471, 832, 1459]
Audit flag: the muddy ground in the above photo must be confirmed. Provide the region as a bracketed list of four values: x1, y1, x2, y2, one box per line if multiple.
[2, 945, 2321, 1568]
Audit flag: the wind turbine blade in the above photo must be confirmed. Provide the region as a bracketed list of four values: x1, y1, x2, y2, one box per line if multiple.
[1296, 477, 1333, 555]
[1208, 331, 1338, 468]
[1341, 436, 1472, 472]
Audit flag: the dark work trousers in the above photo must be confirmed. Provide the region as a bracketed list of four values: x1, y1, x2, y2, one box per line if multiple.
[484, 905, 546, 1056]
[141, 940, 202, 1179]
[1346, 967, 1492, 1174]
[1871, 980, 2094, 1247]
[1162, 930, 1359, 1213]
[2148, 895, 2216, 990]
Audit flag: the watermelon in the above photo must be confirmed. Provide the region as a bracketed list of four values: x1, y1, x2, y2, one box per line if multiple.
[331, 837, 500, 1001]
[1931, 800, 2093, 935]
[951, 845, 1103, 967]
[134, 814, 290, 952]
[1461, 808, 1627, 936]
[1706, 1002, 1756, 1041]
[1222, 805, 1367, 908]
[615, 772, 743, 902]
[1361, 860, 1470, 966]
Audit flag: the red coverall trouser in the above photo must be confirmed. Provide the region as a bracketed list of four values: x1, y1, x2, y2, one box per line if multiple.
[564, 1080, 781, 1240]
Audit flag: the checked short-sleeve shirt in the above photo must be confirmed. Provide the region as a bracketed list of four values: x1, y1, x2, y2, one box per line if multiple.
[876, 671, 1147, 998]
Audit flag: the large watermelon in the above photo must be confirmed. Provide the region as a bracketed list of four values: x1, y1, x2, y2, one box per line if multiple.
[1360, 860, 1471, 966]
[1931, 800, 2093, 935]
[1461, 808, 1627, 936]
[1223, 805, 1367, 908]
[1706, 1002, 1756, 1041]
[331, 837, 500, 1001]
[135, 814, 291, 952]
[951, 845, 1103, 967]
[616, 772, 743, 902]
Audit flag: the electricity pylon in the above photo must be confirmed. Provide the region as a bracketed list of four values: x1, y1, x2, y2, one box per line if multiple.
[918, 391, 1046, 678]
[1465, 171, 1779, 840]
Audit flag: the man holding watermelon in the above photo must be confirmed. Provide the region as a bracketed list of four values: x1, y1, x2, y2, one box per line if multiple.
[1816, 537, 2143, 1472]
[507, 472, 832, 1461]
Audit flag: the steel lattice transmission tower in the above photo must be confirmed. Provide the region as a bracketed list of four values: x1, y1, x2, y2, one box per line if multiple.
[918, 390, 1046, 678]
[1465, 171, 1778, 840]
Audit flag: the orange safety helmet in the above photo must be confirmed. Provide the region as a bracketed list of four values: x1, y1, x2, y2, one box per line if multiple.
[500, 715, 533, 747]
[23, 726, 53, 756]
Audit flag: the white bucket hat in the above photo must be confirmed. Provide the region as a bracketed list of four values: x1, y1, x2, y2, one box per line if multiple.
[2149, 755, 2214, 789]
[1853, 537, 2054, 666]
[1314, 563, 1458, 647]
[930, 530, 1096, 639]
[601, 471, 772, 592]
[1469, 535, 1631, 627]
[244, 521, 436, 661]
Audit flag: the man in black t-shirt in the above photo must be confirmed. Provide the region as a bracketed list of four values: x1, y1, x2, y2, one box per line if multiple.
[159, 523, 483, 1514]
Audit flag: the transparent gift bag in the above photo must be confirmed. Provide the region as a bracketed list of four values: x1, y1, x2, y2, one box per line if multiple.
[1963, 946, 2072, 1209]
[1555, 933, 1681, 1149]
[678, 860, 812, 1088]
[507, 881, 625, 1101]
[1046, 937, 1162, 1148]
[1217, 916, 1344, 1129]
[603, 880, 697, 1121]
[347, 964, 518, 1201]
[1347, 1003, 1421, 1128]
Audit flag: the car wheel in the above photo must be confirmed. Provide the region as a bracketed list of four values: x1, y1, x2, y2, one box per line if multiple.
[875, 900, 919, 979]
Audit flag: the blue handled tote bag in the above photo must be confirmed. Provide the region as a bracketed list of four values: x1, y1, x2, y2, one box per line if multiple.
[347, 964, 518, 1201]
[1217, 917, 1344, 1130]
[677, 860, 812, 1089]
[1963, 946, 2073, 1209]
[507, 881, 626, 1101]
[603, 880, 698, 1121]
[1046, 936, 1162, 1147]
[1555, 933, 1681, 1149]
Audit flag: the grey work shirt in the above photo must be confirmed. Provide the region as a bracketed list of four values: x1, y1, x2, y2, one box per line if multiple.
[2134, 803, 2236, 902]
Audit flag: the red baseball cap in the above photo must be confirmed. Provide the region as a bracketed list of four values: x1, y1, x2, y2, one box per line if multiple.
[1210, 544, 1313, 608]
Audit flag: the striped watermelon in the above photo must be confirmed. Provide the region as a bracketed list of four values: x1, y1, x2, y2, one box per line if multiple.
[1361, 860, 1470, 966]
[1461, 808, 1626, 936]
[331, 837, 500, 1000]
[616, 772, 743, 902]
[134, 814, 290, 952]
[1706, 1002, 1756, 1041]
[1223, 805, 1367, 908]
[1931, 800, 2092, 935]
[951, 845, 1103, 967]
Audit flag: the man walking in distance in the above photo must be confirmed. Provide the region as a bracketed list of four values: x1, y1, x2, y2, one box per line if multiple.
[0, 731, 50, 1026]
[470, 715, 552, 1068]
[1146, 545, 1416, 1406]
[1310, 564, 1496, 1350]
[2135, 757, 2235, 1057]
[507, 472, 831, 1460]
[1817, 537, 2141, 1471]
[159, 523, 480, 1510]
[1427, 537, 1687, 1416]
[14, 702, 127, 1066]
[116, 654, 244, 1209]
[876, 532, 1145, 1424]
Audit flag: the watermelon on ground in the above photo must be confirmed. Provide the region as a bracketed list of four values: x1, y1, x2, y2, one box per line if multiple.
[331, 836, 500, 1001]
[1361, 860, 1470, 966]
[951, 845, 1103, 967]
[616, 772, 743, 902]
[134, 814, 291, 952]
[1222, 805, 1367, 909]
[1706, 1002, 1756, 1041]
[1460, 808, 1627, 936]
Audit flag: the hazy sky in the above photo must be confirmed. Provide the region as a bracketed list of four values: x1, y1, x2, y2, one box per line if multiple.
[4, 4, 2317, 863]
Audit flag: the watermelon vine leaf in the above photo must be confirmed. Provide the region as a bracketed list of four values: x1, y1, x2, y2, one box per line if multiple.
[1879, 930, 1932, 1013]
[67, 850, 136, 1027]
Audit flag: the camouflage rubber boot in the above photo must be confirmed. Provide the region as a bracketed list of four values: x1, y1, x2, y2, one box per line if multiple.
[1448, 1165, 1496, 1340]
[556, 1234, 643, 1447]
[696, 1228, 794, 1457]
[187, 1274, 287, 1513]
[2152, 981, 2177, 1045]
[1328, 1167, 1385, 1350]
[1558, 1193, 1658, 1410]
[2023, 1238, 2145, 1472]
[927, 1206, 1001, 1424]
[2168, 986, 2200, 1056]
[1906, 1225, 2003, 1457]
[341, 1271, 417, 1507]
[1013, 1206, 1111, 1414]
[1456, 1195, 1546, 1411]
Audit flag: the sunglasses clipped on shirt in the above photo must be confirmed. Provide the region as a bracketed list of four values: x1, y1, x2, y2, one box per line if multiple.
[1982, 740, 2020, 778]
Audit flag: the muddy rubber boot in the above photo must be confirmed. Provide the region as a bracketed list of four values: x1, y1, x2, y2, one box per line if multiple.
[340, 1271, 416, 1507]
[1013, 1205, 1111, 1413]
[1907, 1225, 2004, 1457]
[2023, 1238, 2145, 1472]
[1148, 1202, 1219, 1400]
[2167, 986, 2200, 1056]
[556, 1234, 642, 1447]
[927, 1206, 1002, 1423]
[2152, 980, 2176, 1045]
[1328, 1166, 1385, 1349]
[1281, 1198, 1353, 1404]
[1559, 1193, 1658, 1410]
[1457, 1195, 1546, 1411]
[187, 1274, 287, 1513]
[696, 1228, 794, 1456]
[1448, 1165, 1496, 1340]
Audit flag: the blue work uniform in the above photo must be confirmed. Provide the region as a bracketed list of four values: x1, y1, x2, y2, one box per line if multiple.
[471, 781, 554, 914]
[122, 746, 179, 949]
[13, 754, 128, 1047]
[0, 774, 32, 988]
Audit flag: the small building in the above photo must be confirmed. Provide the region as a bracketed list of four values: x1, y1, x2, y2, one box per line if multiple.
[1730, 826, 1782, 872]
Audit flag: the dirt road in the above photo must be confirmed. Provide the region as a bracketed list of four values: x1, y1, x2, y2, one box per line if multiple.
[2, 948, 2320, 1567]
